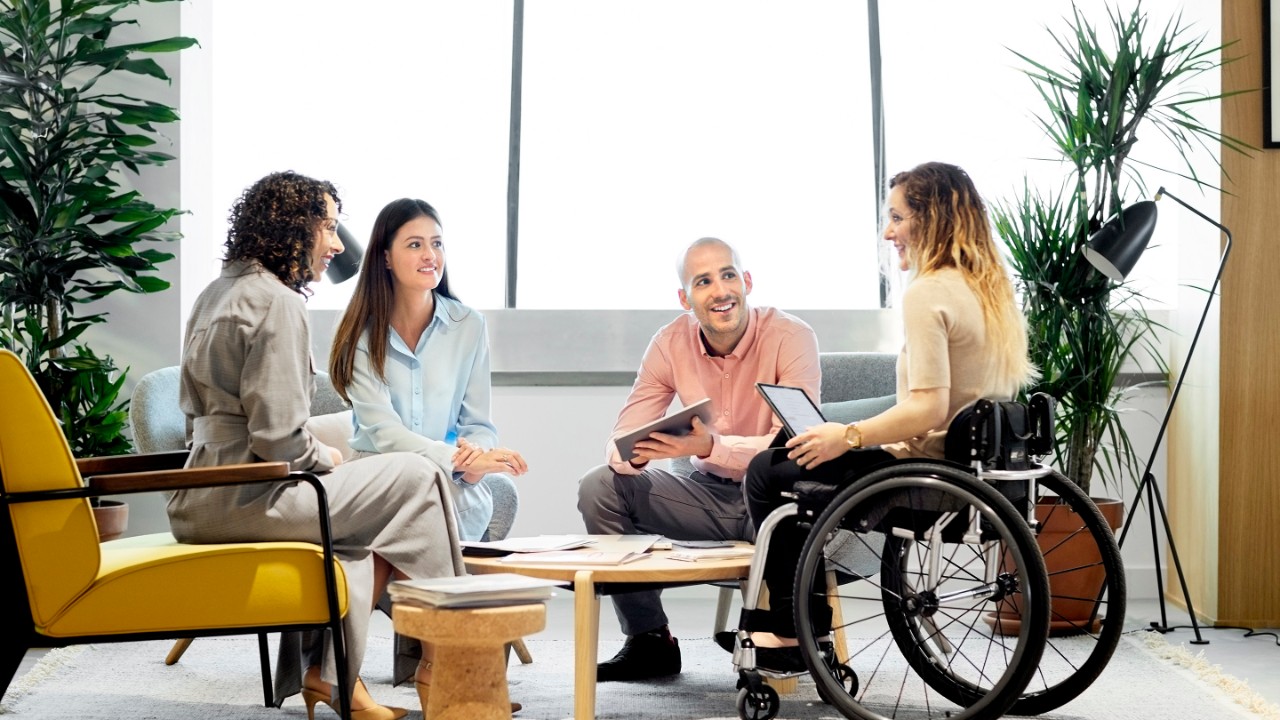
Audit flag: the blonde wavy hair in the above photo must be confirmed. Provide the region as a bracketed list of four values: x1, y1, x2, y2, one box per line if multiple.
[890, 162, 1037, 393]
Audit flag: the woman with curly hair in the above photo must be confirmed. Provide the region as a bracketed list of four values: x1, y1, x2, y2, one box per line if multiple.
[167, 171, 464, 720]
[737, 162, 1037, 672]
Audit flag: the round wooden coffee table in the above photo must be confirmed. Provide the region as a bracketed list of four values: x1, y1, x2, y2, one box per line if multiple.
[466, 539, 753, 720]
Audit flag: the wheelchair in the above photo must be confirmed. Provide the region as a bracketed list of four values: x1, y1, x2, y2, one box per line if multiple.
[731, 394, 1125, 720]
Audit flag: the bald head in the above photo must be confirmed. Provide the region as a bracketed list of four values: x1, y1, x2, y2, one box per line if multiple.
[675, 237, 753, 355]
[676, 237, 743, 291]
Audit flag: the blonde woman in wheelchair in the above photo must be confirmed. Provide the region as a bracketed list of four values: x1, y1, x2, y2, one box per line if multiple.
[739, 163, 1036, 716]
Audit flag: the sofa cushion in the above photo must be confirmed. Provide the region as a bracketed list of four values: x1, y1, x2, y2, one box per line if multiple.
[821, 394, 896, 424]
[820, 352, 897, 403]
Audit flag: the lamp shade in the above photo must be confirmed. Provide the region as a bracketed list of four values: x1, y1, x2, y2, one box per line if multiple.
[1083, 200, 1158, 281]
[325, 222, 364, 284]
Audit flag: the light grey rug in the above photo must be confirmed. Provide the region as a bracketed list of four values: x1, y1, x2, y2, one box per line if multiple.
[1, 632, 1273, 719]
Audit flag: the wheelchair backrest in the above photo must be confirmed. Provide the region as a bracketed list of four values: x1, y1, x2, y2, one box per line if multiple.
[943, 393, 1055, 471]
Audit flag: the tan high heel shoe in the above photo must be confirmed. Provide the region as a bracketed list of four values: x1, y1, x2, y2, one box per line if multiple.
[415, 662, 522, 715]
[302, 684, 409, 720]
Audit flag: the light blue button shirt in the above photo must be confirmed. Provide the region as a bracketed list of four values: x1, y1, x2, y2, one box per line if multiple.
[347, 294, 498, 540]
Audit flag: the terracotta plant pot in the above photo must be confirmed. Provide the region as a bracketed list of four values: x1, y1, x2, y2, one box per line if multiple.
[93, 499, 129, 542]
[987, 496, 1124, 635]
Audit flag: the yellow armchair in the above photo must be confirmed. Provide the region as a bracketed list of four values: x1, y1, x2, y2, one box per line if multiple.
[0, 349, 355, 718]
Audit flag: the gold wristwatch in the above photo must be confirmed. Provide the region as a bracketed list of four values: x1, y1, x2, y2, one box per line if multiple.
[844, 423, 863, 450]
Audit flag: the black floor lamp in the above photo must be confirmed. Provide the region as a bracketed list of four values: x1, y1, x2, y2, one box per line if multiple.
[1083, 187, 1232, 645]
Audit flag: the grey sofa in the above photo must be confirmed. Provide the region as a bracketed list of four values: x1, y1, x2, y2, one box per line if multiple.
[130, 366, 519, 542]
[815, 351, 897, 420]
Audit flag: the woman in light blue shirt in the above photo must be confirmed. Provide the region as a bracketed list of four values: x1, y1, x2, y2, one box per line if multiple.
[329, 198, 528, 541]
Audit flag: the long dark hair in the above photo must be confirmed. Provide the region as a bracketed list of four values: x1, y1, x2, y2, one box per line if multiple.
[225, 171, 340, 294]
[329, 198, 459, 400]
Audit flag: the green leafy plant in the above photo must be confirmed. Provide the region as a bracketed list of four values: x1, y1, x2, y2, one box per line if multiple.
[0, 0, 195, 457]
[994, 2, 1251, 496]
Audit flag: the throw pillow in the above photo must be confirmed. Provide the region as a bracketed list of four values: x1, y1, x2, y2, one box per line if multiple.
[305, 410, 356, 460]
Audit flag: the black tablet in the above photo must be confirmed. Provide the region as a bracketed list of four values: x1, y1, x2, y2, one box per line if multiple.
[755, 383, 826, 437]
[613, 398, 713, 461]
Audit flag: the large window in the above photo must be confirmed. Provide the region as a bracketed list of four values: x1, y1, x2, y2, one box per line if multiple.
[189, 1, 877, 311]
[188, 0, 1217, 313]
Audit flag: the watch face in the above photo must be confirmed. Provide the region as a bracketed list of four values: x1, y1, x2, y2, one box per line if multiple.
[845, 424, 861, 449]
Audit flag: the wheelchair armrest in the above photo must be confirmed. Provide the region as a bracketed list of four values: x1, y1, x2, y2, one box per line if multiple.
[793, 479, 844, 507]
[76, 450, 190, 476]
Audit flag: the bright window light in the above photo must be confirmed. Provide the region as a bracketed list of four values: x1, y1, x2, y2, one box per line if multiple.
[517, 0, 877, 310]
[209, 1, 511, 310]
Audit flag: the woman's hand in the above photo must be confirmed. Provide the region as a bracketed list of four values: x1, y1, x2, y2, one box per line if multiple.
[784, 421, 850, 470]
[454, 437, 528, 483]
[452, 437, 485, 469]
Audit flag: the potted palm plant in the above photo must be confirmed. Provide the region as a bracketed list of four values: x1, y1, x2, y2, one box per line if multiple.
[991, 2, 1251, 642]
[0, 0, 194, 539]
[994, 1, 1249, 500]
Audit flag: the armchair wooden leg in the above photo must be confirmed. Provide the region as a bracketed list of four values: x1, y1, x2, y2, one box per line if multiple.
[511, 638, 534, 664]
[164, 638, 194, 666]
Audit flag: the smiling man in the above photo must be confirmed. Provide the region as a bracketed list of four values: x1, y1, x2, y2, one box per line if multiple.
[577, 236, 821, 682]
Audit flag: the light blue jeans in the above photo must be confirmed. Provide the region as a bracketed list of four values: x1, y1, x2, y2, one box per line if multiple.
[449, 474, 495, 542]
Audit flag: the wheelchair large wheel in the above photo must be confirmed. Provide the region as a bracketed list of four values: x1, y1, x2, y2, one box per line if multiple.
[794, 463, 1050, 720]
[1007, 469, 1125, 715]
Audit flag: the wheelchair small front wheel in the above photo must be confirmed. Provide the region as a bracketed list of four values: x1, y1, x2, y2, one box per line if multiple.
[794, 462, 1051, 720]
[735, 684, 780, 720]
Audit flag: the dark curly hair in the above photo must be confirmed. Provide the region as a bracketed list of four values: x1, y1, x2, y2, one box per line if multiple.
[224, 171, 342, 294]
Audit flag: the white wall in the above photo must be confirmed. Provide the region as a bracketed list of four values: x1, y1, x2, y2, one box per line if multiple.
[493, 385, 630, 538]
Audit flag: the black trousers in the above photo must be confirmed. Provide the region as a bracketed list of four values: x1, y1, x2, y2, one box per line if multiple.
[743, 445, 895, 637]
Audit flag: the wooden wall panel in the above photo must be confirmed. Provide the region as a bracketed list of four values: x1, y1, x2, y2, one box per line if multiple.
[1218, 0, 1280, 626]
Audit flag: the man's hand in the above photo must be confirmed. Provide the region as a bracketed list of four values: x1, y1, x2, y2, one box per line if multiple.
[629, 416, 715, 464]
[784, 421, 849, 470]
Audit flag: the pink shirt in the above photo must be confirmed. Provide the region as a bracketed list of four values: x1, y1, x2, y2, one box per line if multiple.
[606, 306, 821, 481]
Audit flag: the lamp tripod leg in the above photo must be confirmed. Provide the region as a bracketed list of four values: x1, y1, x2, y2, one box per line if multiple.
[1147, 471, 1208, 644]
[1121, 468, 1208, 640]
[1145, 477, 1170, 632]
[1116, 471, 1208, 644]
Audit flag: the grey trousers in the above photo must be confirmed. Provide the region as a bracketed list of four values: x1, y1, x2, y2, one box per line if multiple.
[577, 463, 755, 636]
[170, 451, 465, 695]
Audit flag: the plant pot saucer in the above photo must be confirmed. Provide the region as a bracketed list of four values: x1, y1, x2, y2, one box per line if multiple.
[983, 611, 1103, 637]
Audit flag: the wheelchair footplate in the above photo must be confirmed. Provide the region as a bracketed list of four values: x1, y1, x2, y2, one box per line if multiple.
[731, 631, 856, 720]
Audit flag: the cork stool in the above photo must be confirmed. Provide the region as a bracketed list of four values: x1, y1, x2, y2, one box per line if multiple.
[393, 602, 546, 720]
